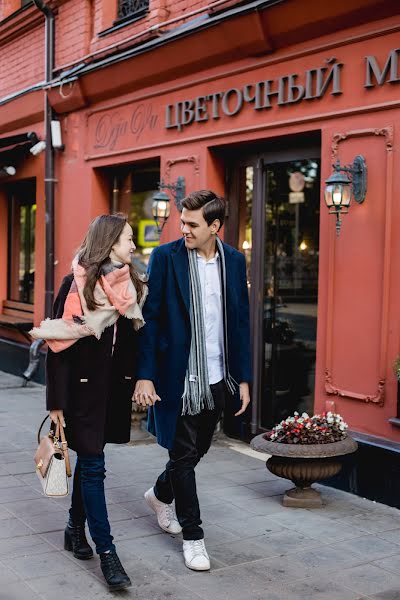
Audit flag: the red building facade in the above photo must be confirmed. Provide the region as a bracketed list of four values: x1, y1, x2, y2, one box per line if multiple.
[1, 0, 400, 503]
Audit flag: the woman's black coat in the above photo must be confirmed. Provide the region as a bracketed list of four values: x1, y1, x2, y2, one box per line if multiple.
[46, 274, 138, 456]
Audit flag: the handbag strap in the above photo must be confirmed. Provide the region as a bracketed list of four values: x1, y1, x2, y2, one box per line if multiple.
[37, 414, 72, 478]
[37, 414, 50, 445]
[57, 417, 72, 478]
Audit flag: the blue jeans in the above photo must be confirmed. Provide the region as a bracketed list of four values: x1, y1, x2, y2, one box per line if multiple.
[69, 453, 114, 555]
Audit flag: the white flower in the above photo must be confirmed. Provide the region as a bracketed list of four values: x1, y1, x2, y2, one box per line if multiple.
[302, 412, 309, 419]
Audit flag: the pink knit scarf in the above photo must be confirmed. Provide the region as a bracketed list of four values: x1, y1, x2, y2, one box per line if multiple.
[30, 259, 146, 353]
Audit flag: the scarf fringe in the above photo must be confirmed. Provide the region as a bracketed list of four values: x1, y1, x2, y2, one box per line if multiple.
[30, 318, 94, 341]
[181, 379, 215, 416]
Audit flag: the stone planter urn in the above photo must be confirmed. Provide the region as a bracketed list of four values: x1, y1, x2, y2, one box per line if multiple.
[250, 434, 358, 508]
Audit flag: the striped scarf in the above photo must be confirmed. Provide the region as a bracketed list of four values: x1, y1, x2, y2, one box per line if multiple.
[181, 236, 237, 416]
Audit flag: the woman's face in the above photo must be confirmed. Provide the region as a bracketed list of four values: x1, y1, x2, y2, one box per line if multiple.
[109, 222, 136, 264]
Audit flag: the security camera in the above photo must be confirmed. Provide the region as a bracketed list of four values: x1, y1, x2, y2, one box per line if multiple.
[51, 120, 64, 150]
[30, 140, 46, 156]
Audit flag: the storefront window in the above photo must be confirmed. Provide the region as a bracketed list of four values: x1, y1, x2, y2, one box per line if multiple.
[7, 180, 36, 304]
[112, 161, 160, 274]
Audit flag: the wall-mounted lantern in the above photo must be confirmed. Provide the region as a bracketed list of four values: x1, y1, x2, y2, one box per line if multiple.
[151, 176, 186, 232]
[151, 189, 171, 233]
[325, 155, 367, 236]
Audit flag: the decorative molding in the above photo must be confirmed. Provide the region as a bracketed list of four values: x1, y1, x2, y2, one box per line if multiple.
[165, 155, 200, 178]
[325, 370, 386, 404]
[325, 126, 394, 404]
[331, 126, 393, 159]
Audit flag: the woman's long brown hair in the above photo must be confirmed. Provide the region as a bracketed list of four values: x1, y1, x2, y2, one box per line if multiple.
[77, 214, 145, 311]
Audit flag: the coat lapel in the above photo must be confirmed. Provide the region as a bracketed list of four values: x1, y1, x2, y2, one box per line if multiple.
[171, 239, 190, 314]
[223, 242, 235, 325]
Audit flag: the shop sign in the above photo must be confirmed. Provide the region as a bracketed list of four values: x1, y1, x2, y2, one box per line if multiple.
[86, 48, 400, 156]
[289, 192, 305, 204]
[165, 48, 400, 132]
[93, 103, 159, 151]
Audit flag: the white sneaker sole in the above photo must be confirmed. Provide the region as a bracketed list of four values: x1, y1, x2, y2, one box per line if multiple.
[184, 560, 211, 571]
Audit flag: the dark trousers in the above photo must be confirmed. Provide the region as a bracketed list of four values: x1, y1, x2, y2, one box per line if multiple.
[69, 453, 114, 555]
[154, 380, 226, 540]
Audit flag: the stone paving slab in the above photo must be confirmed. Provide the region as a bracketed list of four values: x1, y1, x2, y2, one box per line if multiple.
[1, 370, 400, 600]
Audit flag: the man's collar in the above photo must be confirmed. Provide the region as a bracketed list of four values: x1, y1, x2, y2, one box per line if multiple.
[196, 251, 219, 263]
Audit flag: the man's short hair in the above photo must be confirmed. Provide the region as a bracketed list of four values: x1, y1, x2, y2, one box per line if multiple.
[181, 190, 225, 229]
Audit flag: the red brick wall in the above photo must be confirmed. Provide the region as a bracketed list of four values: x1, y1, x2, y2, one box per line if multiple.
[56, 0, 93, 68]
[0, 0, 222, 97]
[57, 0, 216, 69]
[0, 26, 44, 98]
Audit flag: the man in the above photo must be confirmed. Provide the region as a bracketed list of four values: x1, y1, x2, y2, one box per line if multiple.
[134, 190, 251, 571]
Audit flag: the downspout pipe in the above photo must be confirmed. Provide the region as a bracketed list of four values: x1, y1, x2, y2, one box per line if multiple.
[33, 0, 55, 319]
[23, 1, 55, 385]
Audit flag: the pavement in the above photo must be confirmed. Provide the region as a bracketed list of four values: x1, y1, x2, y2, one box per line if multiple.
[1, 370, 400, 600]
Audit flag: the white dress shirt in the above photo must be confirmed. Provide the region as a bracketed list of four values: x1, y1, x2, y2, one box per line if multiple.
[196, 252, 224, 385]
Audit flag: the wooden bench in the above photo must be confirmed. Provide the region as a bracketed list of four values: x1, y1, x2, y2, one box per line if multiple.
[0, 300, 34, 341]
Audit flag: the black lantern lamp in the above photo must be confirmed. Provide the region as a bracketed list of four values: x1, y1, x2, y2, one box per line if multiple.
[152, 189, 171, 233]
[325, 155, 367, 236]
[151, 176, 186, 232]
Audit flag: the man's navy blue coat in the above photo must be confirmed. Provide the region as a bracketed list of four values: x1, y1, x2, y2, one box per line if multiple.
[136, 237, 251, 449]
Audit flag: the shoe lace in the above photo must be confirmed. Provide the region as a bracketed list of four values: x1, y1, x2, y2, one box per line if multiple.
[103, 551, 122, 570]
[71, 524, 85, 545]
[190, 540, 205, 557]
[163, 504, 176, 524]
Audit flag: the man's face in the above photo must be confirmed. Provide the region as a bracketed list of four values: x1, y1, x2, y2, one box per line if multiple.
[180, 207, 219, 250]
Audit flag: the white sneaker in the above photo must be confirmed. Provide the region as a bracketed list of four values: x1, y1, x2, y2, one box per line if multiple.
[144, 487, 182, 534]
[183, 539, 210, 571]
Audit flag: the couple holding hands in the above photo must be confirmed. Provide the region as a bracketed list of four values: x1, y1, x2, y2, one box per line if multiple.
[32, 190, 251, 591]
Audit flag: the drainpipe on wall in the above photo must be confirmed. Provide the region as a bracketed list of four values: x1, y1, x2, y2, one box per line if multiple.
[33, 0, 55, 319]
[23, 0, 55, 384]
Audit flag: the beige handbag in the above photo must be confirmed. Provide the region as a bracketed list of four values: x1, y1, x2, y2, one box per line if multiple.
[34, 415, 72, 497]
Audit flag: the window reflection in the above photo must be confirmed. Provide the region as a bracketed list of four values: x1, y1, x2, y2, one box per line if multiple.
[262, 159, 320, 427]
[112, 161, 160, 274]
[8, 181, 36, 304]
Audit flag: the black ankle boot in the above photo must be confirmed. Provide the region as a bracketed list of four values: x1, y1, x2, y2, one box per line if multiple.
[64, 521, 93, 560]
[100, 550, 132, 591]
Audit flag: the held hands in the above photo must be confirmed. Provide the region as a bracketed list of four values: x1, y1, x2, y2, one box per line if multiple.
[235, 382, 251, 417]
[133, 380, 161, 407]
[49, 410, 65, 427]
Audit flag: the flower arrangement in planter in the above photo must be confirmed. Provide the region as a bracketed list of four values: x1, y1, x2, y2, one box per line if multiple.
[269, 411, 348, 445]
[250, 410, 357, 508]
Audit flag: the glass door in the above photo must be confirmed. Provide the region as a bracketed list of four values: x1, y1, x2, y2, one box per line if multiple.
[262, 159, 320, 428]
[225, 140, 320, 435]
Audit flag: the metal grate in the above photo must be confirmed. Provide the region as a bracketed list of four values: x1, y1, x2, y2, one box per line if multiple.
[117, 0, 150, 21]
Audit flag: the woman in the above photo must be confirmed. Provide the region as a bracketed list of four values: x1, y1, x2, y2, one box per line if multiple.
[31, 214, 147, 591]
